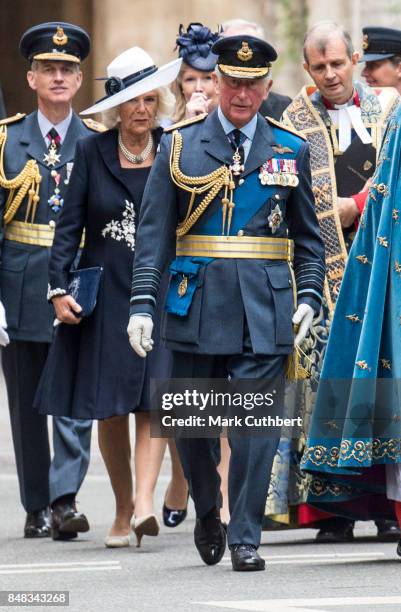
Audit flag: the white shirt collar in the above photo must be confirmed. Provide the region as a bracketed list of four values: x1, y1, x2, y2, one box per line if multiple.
[217, 106, 258, 142]
[37, 109, 73, 145]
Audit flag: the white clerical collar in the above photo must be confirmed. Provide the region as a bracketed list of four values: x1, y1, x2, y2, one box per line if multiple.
[327, 98, 371, 152]
[333, 94, 355, 110]
[37, 109, 73, 145]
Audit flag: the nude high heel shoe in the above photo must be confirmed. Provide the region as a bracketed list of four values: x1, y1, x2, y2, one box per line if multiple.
[104, 533, 131, 548]
[132, 514, 160, 547]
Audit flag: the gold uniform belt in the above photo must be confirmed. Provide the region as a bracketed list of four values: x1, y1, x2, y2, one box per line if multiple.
[176, 234, 294, 260]
[4, 220, 85, 248]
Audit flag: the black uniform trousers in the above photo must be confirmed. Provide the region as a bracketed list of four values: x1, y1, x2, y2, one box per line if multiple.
[2, 340, 92, 513]
[2, 341, 50, 512]
[173, 325, 285, 548]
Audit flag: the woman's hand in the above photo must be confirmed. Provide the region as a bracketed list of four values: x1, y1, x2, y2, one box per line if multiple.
[185, 92, 210, 118]
[52, 295, 82, 324]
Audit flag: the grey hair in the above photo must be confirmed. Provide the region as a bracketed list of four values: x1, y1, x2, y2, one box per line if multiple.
[303, 21, 354, 63]
[221, 18, 265, 39]
[101, 86, 175, 129]
[30, 59, 80, 71]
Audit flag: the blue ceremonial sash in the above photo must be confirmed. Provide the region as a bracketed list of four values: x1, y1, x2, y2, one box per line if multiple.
[166, 129, 300, 317]
[194, 168, 276, 236]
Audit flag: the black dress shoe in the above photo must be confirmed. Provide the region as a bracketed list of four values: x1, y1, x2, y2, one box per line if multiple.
[162, 504, 188, 528]
[194, 507, 226, 566]
[24, 509, 51, 538]
[376, 520, 401, 542]
[230, 544, 265, 572]
[396, 538, 401, 557]
[315, 524, 354, 543]
[51, 500, 89, 541]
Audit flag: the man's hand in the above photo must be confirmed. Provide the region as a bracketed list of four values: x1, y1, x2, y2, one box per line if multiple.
[52, 295, 82, 325]
[185, 92, 210, 118]
[337, 196, 359, 228]
[0, 301, 10, 346]
[292, 303, 314, 346]
[127, 315, 154, 358]
[360, 177, 372, 193]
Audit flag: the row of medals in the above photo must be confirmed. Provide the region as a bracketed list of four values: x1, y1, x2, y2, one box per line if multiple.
[259, 159, 299, 188]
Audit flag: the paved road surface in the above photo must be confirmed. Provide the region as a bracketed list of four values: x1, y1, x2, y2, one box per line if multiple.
[1, 370, 401, 612]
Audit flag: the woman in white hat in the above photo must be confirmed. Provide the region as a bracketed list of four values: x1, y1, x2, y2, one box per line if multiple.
[36, 47, 181, 548]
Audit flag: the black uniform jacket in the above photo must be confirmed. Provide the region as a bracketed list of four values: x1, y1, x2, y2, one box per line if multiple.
[0, 111, 98, 342]
[130, 110, 325, 355]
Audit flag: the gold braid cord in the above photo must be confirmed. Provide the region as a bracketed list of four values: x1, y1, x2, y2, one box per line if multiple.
[170, 130, 235, 237]
[0, 125, 42, 224]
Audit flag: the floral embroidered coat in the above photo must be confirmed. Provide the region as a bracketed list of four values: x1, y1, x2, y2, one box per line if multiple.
[301, 109, 401, 520]
[36, 128, 171, 419]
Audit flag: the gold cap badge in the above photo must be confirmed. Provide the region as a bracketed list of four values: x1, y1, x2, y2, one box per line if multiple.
[53, 26, 68, 46]
[237, 41, 253, 62]
[362, 34, 369, 51]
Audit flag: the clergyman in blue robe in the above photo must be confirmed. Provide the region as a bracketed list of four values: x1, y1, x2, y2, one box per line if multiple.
[301, 106, 401, 544]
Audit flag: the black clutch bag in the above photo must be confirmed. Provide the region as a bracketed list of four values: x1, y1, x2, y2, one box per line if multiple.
[67, 266, 103, 318]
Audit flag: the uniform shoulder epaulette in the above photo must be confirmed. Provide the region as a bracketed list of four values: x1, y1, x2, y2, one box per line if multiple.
[0, 113, 26, 126]
[265, 116, 307, 141]
[82, 118, 107, 132]
[164, 113, 208, 133]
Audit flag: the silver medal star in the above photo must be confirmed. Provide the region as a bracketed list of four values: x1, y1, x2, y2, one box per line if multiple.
[43, 144, 61, 167]
[268, 204, 283, 234]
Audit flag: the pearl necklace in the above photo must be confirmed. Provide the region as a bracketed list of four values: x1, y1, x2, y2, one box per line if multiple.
[118, 131, 154, 164]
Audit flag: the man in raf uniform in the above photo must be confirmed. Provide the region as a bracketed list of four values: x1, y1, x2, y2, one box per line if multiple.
[361, 26, 401, 94]
[0, 22, 102, 539]
[128, 35, 325, 571]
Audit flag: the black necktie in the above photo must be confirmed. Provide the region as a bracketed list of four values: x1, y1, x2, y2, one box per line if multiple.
[47, 127, 61, 150]
[228, 128, 245, 164]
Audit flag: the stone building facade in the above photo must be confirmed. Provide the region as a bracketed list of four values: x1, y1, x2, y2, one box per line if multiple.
[1, 0, 401, 115]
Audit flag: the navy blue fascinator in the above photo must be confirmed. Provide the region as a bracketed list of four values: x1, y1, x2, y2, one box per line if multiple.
[175, 22, 221, 72]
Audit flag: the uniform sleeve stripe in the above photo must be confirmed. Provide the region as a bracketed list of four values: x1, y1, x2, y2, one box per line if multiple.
[297, 288, 322, 299]
[131, 266, 162, 312]
[130, 295, 157, 304]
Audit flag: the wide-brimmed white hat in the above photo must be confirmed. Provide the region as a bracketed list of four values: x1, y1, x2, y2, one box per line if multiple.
[81, 46, 182, 115]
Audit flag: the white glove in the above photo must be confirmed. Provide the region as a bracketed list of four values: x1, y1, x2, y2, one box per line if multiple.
[127, 315, 154, 358]
[0, 300, 10, 347]
[292, 303, 314, 346]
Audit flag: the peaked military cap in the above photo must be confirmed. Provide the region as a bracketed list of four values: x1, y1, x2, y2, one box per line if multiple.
[20, 22, 90, 64]
[212, 34, 277, 79]
[361, 26, 401, 62]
